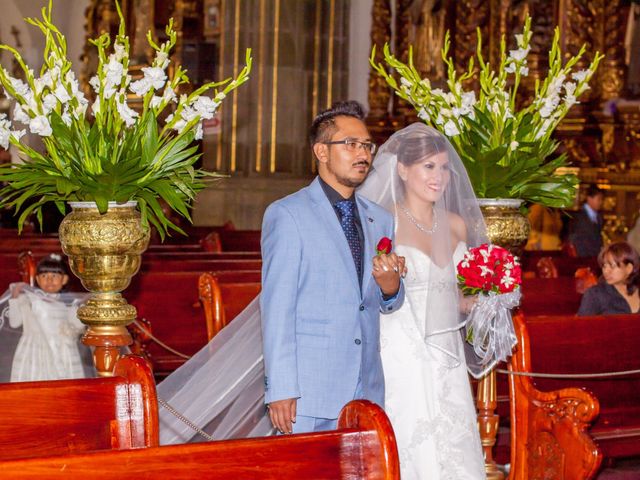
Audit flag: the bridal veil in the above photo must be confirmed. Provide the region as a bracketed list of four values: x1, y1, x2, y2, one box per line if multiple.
[358, 123, 490, 377]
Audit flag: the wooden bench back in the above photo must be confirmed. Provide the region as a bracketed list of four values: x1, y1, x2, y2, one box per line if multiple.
[509, 312, 602, 480]
[0, 237, 62, 253]
[521, 251, 598, 274]
[0, 355, 158, 461]
[143, 251, 261, 261]
[126, 270, 260, 376]
[199, 272, 261, 339]
[520, 313, 640, 437]
[520, 277, 583, 315]
[0, 400, 399, 480]
[126, 271, 208, 376]
[216, 229, 261, 252]
[140, 258, 262, 273]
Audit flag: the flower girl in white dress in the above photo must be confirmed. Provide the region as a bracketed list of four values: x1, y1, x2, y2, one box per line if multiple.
[7, 254, 88, 382]
[359, 123, 487, 479]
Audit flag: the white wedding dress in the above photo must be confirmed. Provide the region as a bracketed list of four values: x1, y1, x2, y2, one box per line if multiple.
[8, 290, 87, 382]
[381, 243, 486, 480]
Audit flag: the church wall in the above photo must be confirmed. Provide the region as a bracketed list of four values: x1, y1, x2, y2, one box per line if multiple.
[347, 0, 373, 112]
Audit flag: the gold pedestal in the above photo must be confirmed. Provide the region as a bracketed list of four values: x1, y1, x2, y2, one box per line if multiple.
[477, 370, 504, 480]
[477, 198, 530, 478]
[59, 201, 149, 376]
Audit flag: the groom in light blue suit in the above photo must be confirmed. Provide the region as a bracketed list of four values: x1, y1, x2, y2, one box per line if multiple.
[260, 101, 405, 434]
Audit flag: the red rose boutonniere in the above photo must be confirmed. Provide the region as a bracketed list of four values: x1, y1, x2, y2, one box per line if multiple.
[376, 237, 393, 256]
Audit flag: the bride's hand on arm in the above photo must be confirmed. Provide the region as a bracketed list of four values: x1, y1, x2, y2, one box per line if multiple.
[372, 253, 406, 296]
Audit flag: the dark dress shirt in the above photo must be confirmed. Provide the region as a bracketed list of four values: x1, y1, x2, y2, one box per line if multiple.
[318, 177, 364, 287]
[577, 282, 639, 316]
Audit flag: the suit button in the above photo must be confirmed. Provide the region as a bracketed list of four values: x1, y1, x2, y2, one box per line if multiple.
[359, 305, 365, 311]
[355, 339, 362, 345]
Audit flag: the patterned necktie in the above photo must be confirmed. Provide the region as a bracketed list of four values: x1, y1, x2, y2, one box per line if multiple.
[335, 200, 362, 281]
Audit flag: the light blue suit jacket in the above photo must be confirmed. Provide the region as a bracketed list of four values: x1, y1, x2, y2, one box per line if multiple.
[260, 177, 405, 419]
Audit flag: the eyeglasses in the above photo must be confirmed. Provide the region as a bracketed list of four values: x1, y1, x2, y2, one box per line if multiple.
[323, 139, 377, 155]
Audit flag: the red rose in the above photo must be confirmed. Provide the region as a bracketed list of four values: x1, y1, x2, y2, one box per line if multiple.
[376, 237, 392, 256]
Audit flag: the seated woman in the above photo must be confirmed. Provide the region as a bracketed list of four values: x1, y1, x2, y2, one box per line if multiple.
[577, 242, 640, 316]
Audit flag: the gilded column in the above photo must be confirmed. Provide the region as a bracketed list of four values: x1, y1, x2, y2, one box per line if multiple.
[597, 0, 626, 101]
[393, 0, 414, 118]
[453, 0, 489, 91]
[368, 0, 392, 120]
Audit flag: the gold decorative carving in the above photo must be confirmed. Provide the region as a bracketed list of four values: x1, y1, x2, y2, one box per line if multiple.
[80, 0, 119, 97]
[393, 0, 414, 118]
[59, 202, 150, 376]
[564, 138, 592, 164]
[453, 0, 489, 91]
[479, 199, 531, 257]
[516, 1, 555, 98]
[59, 204, 149, 292]
[599, 0, 626, 100]
[530, 431, 563, 479]
[368, 0, 392, 119]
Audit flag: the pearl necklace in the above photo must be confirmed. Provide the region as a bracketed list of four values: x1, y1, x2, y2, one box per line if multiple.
[400, 204, 438, 234]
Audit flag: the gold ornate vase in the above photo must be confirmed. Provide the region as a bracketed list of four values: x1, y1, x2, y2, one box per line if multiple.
[476, 198, 530, 480]
[477, 198, 531, 256]
[58, 201, 150, 376]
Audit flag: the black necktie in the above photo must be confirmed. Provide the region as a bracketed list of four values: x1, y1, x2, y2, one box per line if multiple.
[335, 200, 362, 281]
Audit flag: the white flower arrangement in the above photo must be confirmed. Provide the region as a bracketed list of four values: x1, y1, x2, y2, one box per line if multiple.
[0, 1, 251, 237]
[371, 16, 603, 207]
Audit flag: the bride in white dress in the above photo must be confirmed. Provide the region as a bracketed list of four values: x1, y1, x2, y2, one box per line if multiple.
[156, 124, 492, 473]
[359, 123, 487, 479]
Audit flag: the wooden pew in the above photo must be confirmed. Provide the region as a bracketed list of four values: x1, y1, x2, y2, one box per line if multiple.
[521, 251, 598, 277]
[199, 272, 261, 340]
[0, 236, 62, 253]
[496, 276, 586, 462]
[508, 312, 640, 478]
[143, 251, 261, 261]
[140, 258, 262, 274]
[0, 355, 158, 461]
[17, 251, 261, 290]
[0, 400, 399, 480]
[127, 270, 261, 378]
[520, 277, 583, 316]
[494, 274, 591, 463]
[214, 229, 261, 252]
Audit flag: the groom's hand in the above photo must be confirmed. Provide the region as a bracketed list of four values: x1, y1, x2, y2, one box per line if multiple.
[268, 398, 297, 434]
[372, 253, 406, 296]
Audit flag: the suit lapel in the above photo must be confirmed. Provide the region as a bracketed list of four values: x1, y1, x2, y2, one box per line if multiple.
[357, 195, 376, 297]
[307, 178, 361, 294]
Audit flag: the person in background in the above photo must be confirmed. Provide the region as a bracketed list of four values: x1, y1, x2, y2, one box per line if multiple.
[626, 209, 640, 255]
[6, 254, 90, 382]
[577, 241, 640, 315]
[569, 185, 604, 257]
[525, 203, 563, 251]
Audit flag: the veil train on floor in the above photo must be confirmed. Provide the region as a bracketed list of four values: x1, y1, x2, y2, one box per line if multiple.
[157, 296, 274, 444]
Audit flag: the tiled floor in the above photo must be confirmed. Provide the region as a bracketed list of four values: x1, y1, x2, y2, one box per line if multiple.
[597, 458, 640, 479]
[499, 458, 640, 479]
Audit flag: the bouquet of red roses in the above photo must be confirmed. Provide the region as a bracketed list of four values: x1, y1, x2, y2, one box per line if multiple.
[456, 244, 522, 295]
[456, 243, 521, 378]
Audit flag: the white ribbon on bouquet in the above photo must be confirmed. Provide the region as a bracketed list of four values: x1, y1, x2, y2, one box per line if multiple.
[465, 289, 520, 379]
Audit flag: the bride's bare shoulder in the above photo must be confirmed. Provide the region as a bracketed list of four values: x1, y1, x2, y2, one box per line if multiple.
[445, 211, 467, 244]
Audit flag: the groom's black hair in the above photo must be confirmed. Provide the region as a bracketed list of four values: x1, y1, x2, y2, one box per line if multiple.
[309, 100, 365, 148]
